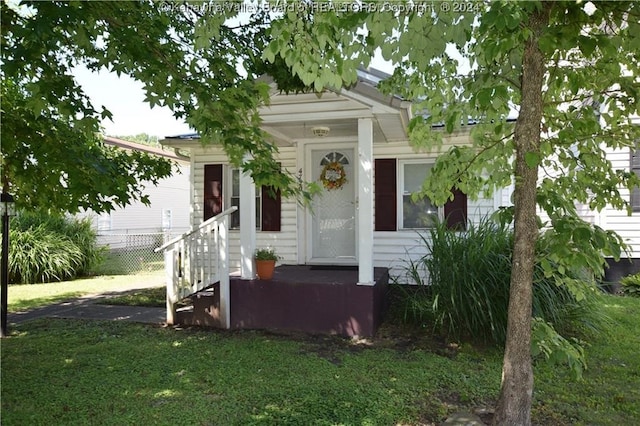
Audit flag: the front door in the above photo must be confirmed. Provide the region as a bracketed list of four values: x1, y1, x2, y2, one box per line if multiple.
[308, 147, 357, 263]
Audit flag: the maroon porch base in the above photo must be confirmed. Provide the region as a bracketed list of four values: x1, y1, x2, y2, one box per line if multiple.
[176, 265, 390, 337]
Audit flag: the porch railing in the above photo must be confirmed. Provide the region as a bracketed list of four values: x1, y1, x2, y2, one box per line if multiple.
[155, 207, 237, 327]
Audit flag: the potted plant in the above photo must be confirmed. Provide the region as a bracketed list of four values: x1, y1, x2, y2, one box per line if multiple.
[254, 247, 279, 280]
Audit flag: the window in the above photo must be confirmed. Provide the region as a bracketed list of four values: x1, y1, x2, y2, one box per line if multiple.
[161, 209, 172, 231]
[203, 164, 281, 230]
[97, 214, 111, 233]
[230, 168, 261, 230]
[375, 159, 466, 231]
[400, 161, 439, 229]
[632, 147, 640, 212]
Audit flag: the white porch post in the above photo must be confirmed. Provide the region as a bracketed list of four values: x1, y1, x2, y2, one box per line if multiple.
[240, 162, 256, 279]
[357, 117, 374, 285]
[219, 214, 231, 328]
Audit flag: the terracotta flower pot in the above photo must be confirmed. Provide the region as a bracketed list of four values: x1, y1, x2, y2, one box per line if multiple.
[255, 259, 276, 280]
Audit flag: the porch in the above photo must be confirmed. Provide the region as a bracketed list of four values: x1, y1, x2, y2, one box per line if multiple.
[176, 265, 390, 337]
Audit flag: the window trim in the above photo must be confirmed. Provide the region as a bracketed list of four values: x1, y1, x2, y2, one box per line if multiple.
[397, 159, 442, 230]
[229, 167, 261, 230]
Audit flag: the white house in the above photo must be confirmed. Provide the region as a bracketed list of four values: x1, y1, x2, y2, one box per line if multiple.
[161, 69, 504, 282]
[576, 143, 640, 284]
[156, 68, 507, 336]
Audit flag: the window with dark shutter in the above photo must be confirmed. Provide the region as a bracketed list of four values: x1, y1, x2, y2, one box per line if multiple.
[261, 186, 281, 231]
[215, 165, 282, 231]
[203, 164, 223, 221]
[444, 188, 467, 230]
[632, 147, 640, 213]
[374, 159, 397, 231]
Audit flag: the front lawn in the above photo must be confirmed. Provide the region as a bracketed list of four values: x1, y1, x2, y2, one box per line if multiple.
[7, 271, 164, 313]
[1, 295, 638, 425]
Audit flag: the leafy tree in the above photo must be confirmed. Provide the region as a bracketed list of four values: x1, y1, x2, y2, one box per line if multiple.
[263, 1, 639, 424]
[1, 1, 309, 214]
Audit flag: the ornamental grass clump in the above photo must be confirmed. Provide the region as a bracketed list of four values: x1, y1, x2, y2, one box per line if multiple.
[5, 212, 105, 284]
[401, 216, 606, 346]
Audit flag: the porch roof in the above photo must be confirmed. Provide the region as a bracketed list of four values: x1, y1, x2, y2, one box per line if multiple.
[160, 67, 411, 149]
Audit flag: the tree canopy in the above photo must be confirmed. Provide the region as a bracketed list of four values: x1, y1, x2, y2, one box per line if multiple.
[263, 1, 639, 424]
[1, 0, 307, 214]
[2, 1, 639, 423]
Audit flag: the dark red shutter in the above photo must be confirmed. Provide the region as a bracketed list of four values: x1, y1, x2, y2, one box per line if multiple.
[261, 186, 281, 231]
[444, 188, 467, 230]
[374, 159, 397, 231]
[203, 164, 223, 221]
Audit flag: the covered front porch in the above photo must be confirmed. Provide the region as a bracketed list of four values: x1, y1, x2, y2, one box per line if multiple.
[177, 265, 390, 337]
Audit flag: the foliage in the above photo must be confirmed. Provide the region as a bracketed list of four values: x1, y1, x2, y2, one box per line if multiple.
[0, 1, 315, 214]
[6, 212, 105, 284]
[401, 218, 606, 346]
[264, 2, 639, 421]
[0, 76, 173, 215]
[7, 226, 84, 284]
[254, 247, 279, 261]
[2, 295, 639, 425]
[620, 273, 640, 297]
[531, 318, 587, 380]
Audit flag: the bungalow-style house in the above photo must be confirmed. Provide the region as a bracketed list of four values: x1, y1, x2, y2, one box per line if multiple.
[157, 68, 507, 337]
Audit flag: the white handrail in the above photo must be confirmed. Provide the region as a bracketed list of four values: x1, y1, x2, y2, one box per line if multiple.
[155, 206, 237, 253]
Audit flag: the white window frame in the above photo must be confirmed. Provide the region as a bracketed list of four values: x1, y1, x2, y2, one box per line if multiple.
[229, 168, 261, 230]
[97, 213, 111, 233]
[161, 209, 172, 231]
[398, 159, 442, 230]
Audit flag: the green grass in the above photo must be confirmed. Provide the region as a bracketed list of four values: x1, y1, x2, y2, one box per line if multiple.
[92, 248, 164, 275]
[7, 271, 164, 313]
[2, 294, 639, 425]
[97, 286, 166, 307]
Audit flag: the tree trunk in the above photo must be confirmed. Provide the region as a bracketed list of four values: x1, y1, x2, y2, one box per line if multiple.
[493, 4, 551, 425]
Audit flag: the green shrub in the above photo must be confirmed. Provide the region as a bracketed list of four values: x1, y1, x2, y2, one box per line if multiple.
[400, 217, 606, 345]
[620, 273, 640, 297]
[5, 212, 105, 283]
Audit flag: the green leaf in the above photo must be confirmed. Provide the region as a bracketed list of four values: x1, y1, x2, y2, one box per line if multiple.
[525, 152, 541, 168]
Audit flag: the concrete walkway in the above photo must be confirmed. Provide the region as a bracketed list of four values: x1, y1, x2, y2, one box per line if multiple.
[8, 288, 166, 326]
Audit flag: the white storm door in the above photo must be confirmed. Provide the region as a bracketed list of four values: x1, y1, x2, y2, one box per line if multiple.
[308, 147, 357, 263]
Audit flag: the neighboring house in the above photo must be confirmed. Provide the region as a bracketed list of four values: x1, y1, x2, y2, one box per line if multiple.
[161, 68, 505, 283]
[576, 142, 640, 283]
[79, 136, 191, 249]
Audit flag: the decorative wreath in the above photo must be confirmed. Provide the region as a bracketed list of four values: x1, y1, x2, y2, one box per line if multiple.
[320, 161, 347, 191]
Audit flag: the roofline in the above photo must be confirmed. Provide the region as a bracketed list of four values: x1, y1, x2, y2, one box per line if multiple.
[103, 136, 189, 164]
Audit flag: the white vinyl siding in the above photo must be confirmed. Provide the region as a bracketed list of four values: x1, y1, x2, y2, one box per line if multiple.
[190, 136, 503, 281]
[191, 146, 298, 271]
[572, 145, 640, 257]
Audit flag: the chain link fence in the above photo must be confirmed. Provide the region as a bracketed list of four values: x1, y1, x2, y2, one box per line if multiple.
[95, 229, 187, 275]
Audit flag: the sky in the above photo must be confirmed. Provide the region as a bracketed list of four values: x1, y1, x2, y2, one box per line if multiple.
[74, 65, 192, 139]
[76, 53, 396, 140]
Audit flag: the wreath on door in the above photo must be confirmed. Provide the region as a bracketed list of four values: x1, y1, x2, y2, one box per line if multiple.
[320, 161, 347, 191]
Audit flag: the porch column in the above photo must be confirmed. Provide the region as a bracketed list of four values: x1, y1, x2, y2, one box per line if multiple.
[357, 117, 374, 285]
[240, 161, 256, 279]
